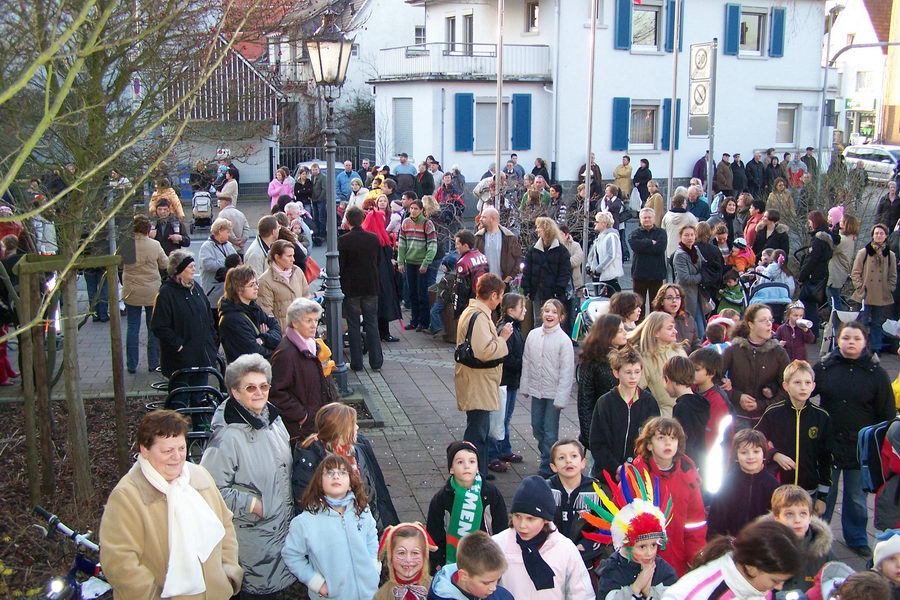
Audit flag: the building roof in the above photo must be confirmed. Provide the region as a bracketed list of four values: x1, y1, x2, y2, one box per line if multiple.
[862, 0, 893, 53]
[282, 0, 361, 34]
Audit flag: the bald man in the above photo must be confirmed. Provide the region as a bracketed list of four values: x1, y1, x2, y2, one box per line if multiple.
[474, 207, 523, 283]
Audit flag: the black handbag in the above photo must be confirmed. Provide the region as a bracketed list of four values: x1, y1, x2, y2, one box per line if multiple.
[455, 311, 504, 369]
[799, 278, 827, 305]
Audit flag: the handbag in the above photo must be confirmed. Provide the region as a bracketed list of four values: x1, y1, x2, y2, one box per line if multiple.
[488, 385, 508, 440]
[304, 256, 321, 284]
[455, 311, 504, 369]
[799, 277, 827, 305]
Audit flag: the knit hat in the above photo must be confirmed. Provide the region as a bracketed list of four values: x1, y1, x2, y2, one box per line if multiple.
[733, 237, 748, 249]
[446, 441, 478, 471]
[828, 205, 845, 226]
[510, 476, 556, 520]
[875, 530, 900, 568]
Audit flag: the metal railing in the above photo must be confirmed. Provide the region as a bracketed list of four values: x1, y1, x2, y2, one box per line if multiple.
[376, 42, 551, 79]
[279, 146, 359, 172]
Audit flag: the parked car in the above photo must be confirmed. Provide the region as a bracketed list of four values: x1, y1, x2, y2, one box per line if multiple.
[843, 144, 900, 183]
[292, 160, 345, 180]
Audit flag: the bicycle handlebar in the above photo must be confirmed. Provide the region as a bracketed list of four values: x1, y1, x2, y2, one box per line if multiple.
[33, 506, 100, 553]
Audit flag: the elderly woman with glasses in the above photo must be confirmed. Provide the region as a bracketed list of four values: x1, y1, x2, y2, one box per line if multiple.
[201, 354, 296, 599]
[217, 265, 281, 364]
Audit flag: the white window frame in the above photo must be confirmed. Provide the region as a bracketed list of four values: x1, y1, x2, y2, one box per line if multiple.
[474, 97, 510, 153]
[446, 16, 457, 52]
[414, 25, 426, 45]
[629, 100, 660, 151]
[462, 13, 474, 55]
[350, 43, 360, 57]
[583, 0, 607, 28]
[525, 1, 540, 33]
[775, 103, 799, 146]
[856, 70, 874, 91]
[631, 1, 663, 53]
[738, 7, 767, 57]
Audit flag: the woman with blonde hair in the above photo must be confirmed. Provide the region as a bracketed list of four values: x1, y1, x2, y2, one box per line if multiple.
[522, 216, 572, 328]
[645, 180, 664, 227]
[627, 310, 687, 416]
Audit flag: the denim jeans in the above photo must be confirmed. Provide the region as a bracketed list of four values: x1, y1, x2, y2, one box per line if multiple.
[865, 304, 890, 353]
[488, 387, 518, 463]
[311, 200, 326, 237]
[823, 467, 870, 548]
[344, 295, 383, 370]
[404, 265, 430, 329]
[429, 300, 446, 332]
[531, 397, 561, 476]
[125, 304, 159, 372]
[84, 269, 109, 320]
[827, 285, 845, 311]
[464, 409, 491, 477]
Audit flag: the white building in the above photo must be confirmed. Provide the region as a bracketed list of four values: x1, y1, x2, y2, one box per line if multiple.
[370, 0, 832, 185]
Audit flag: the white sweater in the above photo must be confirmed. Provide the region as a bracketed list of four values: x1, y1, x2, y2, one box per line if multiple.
[518, 323, 575, 408]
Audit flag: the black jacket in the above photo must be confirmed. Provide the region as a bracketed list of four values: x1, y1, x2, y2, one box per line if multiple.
[752, 222, 790, 257]
[707, 464, 780, 537]
[415, 171, 435, 199]
[576, 358, 618, 449]
[798, 227, 835, 284]
[522, 239, 572, 301]
[673, 393, 710, 467]
[589, 387, 660, 479]
[151, 278, 217, 377]
[498, 315, 524, 389]
[814, 349, 896, 468]
[730, 160, 748, 194]
[294, 178, 313, 206]
[338, 226, 380, 297]
[746, 158, 766, 191]
[628, 226, 668, 281]
[755, 399, 833, 495]
[154, 216, 191, 256]
[632, 166, 652, 201]
[217, 298, 281, 363]
[765, 163, 782, 189]
[425, 478, 508, 572]
[547, 474, 606, 568]
[877, 194, 900, 232]
[597, 553, 678, 600]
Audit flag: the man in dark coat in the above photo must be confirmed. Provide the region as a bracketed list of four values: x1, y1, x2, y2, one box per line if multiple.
[338, 206, 383, 371]
[151, 198, 191, 256]
[692, 150, 710, 186]
[310, 163, 327, 245]
[628, 208, 667, 316]
[730, 152, 748, 197]
[746, 152, 766, 199]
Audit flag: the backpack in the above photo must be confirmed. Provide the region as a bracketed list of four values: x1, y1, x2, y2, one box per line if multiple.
[859, 418, 898, 493]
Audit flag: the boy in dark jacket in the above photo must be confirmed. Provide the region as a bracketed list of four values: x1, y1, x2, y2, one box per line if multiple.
[666, 355, 710, 468]
[756, 360, 832, 506]
[589, 348, 660, 479]
[708, 428, 780, 536]
[488, 293, 526, 473]
[427, 442, 508, 573]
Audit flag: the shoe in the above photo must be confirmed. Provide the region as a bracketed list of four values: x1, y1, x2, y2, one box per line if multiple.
[0, 380, 14, 386]
[422, 328, 441, 335]
[850, 546, 873, 559]
[127, 368, 137, 374]
[488, 460, 509, 473]
[351, 365, 364, 372]
[501, 453, 524, 463]
[483, 473, 496, 481]
[415, 325, 424, 332]
[97, 316, 110, 323]
[381, 335, 400, 343]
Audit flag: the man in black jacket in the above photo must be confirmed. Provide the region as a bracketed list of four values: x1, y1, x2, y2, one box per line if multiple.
[151, 198, 190, 256]
[309, 162, 327, 245]
[746, 152, 766, 200]
[628, 208, 667, 318]
[730, 152, 748, 197]
[338, 206, 383, 371]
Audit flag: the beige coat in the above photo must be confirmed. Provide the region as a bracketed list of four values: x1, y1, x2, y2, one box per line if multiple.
[454, 299, 508, 412]
[638, 343, 688, 417]
[564, 238, 585, 290]
[614, 164, 633, 197]
[123, 235, 169, 307]
[257, 265, 310, 331]
[99, 461, 242, 600]
[149, 188, 185, 219]
[646, 193, 664, 227]
[851, 244, 897, 306]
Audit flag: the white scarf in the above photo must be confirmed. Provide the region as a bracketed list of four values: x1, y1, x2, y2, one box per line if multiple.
[138, 456, 226, 598]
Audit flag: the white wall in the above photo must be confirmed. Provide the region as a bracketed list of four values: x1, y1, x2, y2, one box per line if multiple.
[177, 133, 278, 185]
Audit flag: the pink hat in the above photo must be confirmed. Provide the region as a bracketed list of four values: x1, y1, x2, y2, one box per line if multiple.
[828, 205, 844, 225]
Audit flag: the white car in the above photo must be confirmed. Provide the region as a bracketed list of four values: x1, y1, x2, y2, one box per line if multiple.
[843, 144, 900, 182]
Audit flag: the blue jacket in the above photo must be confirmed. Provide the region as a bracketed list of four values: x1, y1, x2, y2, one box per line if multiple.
[335, 170, 361, 202]
[282, 505, 379, 600]
[428, 564, 514, 600]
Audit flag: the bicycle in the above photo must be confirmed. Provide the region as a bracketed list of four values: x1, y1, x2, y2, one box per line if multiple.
[31, 505, 111, 599]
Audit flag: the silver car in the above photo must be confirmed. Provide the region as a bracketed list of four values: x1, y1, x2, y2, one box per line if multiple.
[843, 144, 900, 182]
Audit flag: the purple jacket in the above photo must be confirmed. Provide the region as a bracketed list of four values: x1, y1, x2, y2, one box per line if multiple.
[775, 323, 815, 361]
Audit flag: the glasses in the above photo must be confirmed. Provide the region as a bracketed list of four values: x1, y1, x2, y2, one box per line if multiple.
[663, 295, 681, 301]
[241, 383, 271, 394]
[325, 469, 350, 479]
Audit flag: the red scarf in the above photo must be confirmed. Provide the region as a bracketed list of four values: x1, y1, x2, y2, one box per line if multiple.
[362, 210, 393, 247]
[327, 442, 360, 475]
[679, 241, 699, 264]
[393, 574, 427, 600]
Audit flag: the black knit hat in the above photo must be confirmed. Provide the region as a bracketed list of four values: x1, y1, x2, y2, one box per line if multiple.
[446, 441, 478, 471]
[511, 475, 556, 519]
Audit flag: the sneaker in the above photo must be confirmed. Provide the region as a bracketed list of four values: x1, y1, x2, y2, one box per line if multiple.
[422, 328, 442, 336]
[849, 545, 873, 559]
[488, 460, 509, 473]
[501, 453, 524, 463]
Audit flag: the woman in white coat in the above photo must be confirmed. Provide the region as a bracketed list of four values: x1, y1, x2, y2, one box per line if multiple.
[586, 211, 624, 294]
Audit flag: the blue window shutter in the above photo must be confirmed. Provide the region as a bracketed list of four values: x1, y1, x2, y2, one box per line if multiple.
[769, 7, 786, 57]
[665, 0, 675, 52]
[614, 0, 632, 50]
[661, 98, 681, 150]
[611, 97, 630, 151]
[511, 94, 532, 150]
[454, 93, 474, 152]
[723, 3, 741, 56]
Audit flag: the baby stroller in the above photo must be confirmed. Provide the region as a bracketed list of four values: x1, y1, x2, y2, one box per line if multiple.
[190, 190, 214, 233]
[820, 296, 864, 358]
[746, 275, 793, 325]
[569, 281, 614, 341]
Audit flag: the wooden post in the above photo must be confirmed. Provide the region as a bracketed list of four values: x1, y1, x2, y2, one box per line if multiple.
[106, 265, 129, 474]
[32, 279, 54, 497]
[17, 272, 39, 505]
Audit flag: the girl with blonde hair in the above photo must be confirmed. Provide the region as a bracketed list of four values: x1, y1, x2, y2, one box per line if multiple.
[627, 311, 687, 416]
[522, 217, 572, 329]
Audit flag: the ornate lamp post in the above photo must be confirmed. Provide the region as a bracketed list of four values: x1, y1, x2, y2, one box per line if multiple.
[305, 12, 354, 395]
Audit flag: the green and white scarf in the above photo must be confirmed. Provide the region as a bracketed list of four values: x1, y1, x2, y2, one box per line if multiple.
[445, 474, 484, 563]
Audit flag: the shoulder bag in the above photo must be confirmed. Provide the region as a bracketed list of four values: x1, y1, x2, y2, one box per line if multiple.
[455, 311, 504, 369]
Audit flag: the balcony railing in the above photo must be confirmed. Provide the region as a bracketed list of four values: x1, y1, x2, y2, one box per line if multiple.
[375, 43, 551, 80]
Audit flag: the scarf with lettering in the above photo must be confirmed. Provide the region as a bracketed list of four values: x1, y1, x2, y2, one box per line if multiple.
[445, 474, 483, 563]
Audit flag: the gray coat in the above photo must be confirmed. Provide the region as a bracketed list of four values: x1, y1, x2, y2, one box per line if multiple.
[201, 400, 296, 595]
[673, 246, 705, 317]
[198, 237, 237, 303]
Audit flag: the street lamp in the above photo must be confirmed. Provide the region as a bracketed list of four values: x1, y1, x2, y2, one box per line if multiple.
[306, 11, 354, 395]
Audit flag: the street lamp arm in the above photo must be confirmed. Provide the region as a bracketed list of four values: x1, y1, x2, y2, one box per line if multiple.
[829, 41, 900, 66]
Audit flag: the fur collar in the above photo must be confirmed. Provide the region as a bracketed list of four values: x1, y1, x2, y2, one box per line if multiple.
[731, 336, 783, 353]
[756, 513, 834, 557]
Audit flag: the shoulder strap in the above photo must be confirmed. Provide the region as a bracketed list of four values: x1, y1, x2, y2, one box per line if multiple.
[465, 311, 481, 343]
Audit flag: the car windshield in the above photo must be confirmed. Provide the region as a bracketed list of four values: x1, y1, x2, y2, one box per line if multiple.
[889, 149, 900, 162]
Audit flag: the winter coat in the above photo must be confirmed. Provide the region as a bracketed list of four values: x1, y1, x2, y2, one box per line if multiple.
[798, 228, 835, 285]
[614, 164, 633, 197]
[291, 436, 400, 532]
[774, 323, 815, 361]
[828, 234, 856, 289]
[673, 245, 705, 318]
[519, 323, 575, 407]
[673, 313, 701, 354]
[731, 160, 748, 194]
[814, 348, 896, 469]
[564, 238, 585, 290]
[149, 187, 185, 219]
[673, 393, 710, 467]
[201, 400, 295, 595]
[625, 230, 666, 288]
[492, 528, 594, 600]
[454, 300, 508, 412]
[122, 235, 168, 307]
[751, 222, 790, 257]
[707, 464, 779, 536]
[661, 209, 699, 258]
[721, 336, 790, 423]
[706, 213, 744, 246]
[547, 474, 605, 567]
[587, 228, 624, 282]
[151, 278, 218, 377]
[755, 514, 835, 592]
[851, 243, 897, 306]
[257, 266, 310, 332]
[746, 158, 766, 192]
[99, 461, 243, 600]
[269, 335, 338, 441]
[268, 179, 293, 207]
[662, 553, 768, 600]
[153, 216, 191, 256]
[576, 356, 618, 448]
[428, 564, 514, 600]
[742, 213, 763, 249]
[294, 178, 313, 206]
[310, 173, 326, 204]
[590, 386, 660, 478]
[338, 227, 380, 297]
[426, 478, 509, 571]
[216, 298, 281, 363]
[646, 193, 665, 227]
[335, 169, 361, 202]
[243, 237, 270, 278]
[714, 161, 733, 192]
[597, 552, 678, 600]
[877, 194, 900, 232]
[199, 237, 237, 295]
[766, 190, 794, 219]
[499, 315, 525, 389]
[282, 504, 379, 600]
[687, 198, 711, 221]
[633, 166, 652, 202]
[475, 225, 524, 281]
[632, 456, 707, 576]
[755, 399, 833, 494]
[523, 237, 572, 301]
[415, 170, 435, 199]
[639, 342, 689, 416]
[599, 195, 625, 229]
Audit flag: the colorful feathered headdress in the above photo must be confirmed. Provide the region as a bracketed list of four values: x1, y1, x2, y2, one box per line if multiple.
[580, 463, 673, 552]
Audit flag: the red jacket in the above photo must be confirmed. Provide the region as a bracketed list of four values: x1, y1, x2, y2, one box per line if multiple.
[631, 455, 707, 576]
